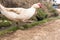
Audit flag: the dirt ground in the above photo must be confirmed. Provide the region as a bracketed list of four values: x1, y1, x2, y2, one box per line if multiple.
[0, 19, 60, 40]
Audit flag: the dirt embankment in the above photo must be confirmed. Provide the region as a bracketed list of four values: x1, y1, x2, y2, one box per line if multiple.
[0, 19, 60, 40]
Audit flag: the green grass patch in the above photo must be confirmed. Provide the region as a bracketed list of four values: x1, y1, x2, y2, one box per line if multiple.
[22, 18, 53, 29]
[0, 20, 11, 27]
[36, 9, 48, 20]
[0, 26, 19, 36]
[0, 17, 58, 35]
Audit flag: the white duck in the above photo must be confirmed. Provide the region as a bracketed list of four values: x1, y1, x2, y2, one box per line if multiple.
[0, 3, 42, 23]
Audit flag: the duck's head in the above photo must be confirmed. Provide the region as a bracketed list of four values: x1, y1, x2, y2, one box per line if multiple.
[32, 3, 42, 8]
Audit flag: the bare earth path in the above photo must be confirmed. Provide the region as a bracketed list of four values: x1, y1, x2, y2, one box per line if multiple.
[0, 19, 60, 40]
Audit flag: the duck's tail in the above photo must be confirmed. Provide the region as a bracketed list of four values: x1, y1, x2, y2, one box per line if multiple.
[0, 4, 5, 11]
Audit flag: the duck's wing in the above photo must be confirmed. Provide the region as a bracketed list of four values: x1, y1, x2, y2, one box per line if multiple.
[6, 8, 23, 14]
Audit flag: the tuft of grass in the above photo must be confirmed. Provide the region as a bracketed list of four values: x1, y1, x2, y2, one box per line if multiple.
[36, 9, 48, 21]
[0, 20, 11, 27]
[22, 18, 53, 29]
[42, 2, 58, 17]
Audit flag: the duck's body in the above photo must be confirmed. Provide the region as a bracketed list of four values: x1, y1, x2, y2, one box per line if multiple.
[0, 3, 42, 22]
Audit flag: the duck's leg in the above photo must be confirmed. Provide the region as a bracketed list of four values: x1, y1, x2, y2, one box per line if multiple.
[16, 22, 23, 27]
[22, 20, 34, 23]
[26, 20, 34, 23]
[11, 21, 17, 27]
[16, 22, 19, 27]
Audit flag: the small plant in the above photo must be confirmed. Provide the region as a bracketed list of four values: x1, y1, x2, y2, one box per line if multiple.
[43, 2, 58, 17]
[50, 8, 58, 17]
[0, 20, 11, 28]
[36, 9, 48, 21]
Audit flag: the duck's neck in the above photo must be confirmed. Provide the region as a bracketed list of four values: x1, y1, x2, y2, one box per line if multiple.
[30, 6, 36, 10]
[31, 6, 35, 8]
